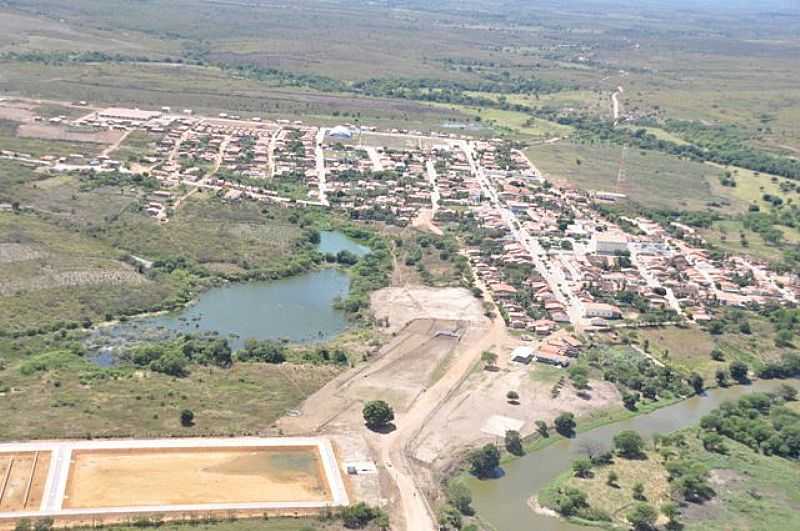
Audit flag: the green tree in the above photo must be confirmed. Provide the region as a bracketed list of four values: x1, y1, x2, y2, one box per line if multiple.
[554, 412, 576, 437]
[506, 390, 520, 402]
[468, 444, 500, 478]
[779, 384, 798, 401]
[607, 470, 619, 487]
[437, 504, 462, 530]
[627, 503, 657, 530]
[614, 430, 645, 459]
[180, 409, 194, 427]
[446, 481, 474, 516]
[632, 481, 646, 500]
[729, 360, 749, 383]
[362, 400, 395, 430]
[505, 430, 524, 456]
[622, 391, 640, 410]
[715, 368, 729, 387]
[689, 372, 704, 394]
[702, 432, 727, 454]
[535, 420, 549, 438]
[661, 502, 680, 530]
[340, 503, 382, 529]
[481, 350, 497, 369]
[553, 487, 589, 517]
[572, 457, 593, 478]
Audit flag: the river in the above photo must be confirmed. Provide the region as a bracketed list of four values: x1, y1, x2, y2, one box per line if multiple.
[468, 379, 800, 531]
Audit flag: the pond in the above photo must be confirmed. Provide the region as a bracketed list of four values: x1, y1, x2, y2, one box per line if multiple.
[87, 231, 369, 362]
[318, 230, 371, 257]
[467, 379, 800, 531]
[89, 268, 352, 356]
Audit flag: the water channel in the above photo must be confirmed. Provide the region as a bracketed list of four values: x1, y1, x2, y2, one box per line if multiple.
[468, 378, 800, 531]
[88, 231, 370, 361]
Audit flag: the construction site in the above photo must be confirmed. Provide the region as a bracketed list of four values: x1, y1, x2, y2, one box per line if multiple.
[0, 437, 348, 527]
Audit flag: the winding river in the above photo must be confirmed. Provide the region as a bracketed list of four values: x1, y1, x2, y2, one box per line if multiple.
[467, 379, 800, 531]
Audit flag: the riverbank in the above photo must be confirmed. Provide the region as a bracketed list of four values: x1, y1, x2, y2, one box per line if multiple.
[464, 378, 800, 531]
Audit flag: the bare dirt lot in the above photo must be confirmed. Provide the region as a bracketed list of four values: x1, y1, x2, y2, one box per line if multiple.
[64, 447, 330, 509]
[413, 341, 622, 470]
[371, 286, 486, 334]
[0, 451, 50, 512]
[17, 123, 122, 144]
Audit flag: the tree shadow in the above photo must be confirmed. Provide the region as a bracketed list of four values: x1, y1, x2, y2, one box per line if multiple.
[367, 422, 397, 434]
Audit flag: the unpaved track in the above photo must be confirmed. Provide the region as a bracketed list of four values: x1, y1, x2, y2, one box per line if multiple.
[376, 315, 506, 530]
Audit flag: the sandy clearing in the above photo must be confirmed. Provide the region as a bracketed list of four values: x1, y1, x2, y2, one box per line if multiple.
[414, 355, 622, 469]
[63, 447, 330, 509]
[371, 286, 486, 334]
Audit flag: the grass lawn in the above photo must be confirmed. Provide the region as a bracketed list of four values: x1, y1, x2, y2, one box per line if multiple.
[525, 142, 728, 211]
[706, 163, 798, 213]
[112, 130, 164, 162]
[540, 427, 800, 531]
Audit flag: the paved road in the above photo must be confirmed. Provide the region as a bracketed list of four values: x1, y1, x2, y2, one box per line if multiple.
[315, 127, 329, 205]
[461, 140, 585, 328]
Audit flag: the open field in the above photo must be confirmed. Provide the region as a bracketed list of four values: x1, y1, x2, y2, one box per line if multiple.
[525, 142, 729, 211]
[97, 192, 303, 268]
[0, 62, 469, 133]
[632, 321, 791, 381]
[0, 356, 339, 440]
[65, 447, 329, 509]
[0, 211, 178, 331]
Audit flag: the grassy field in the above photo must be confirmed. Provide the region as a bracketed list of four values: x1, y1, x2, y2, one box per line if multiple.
[525, 142, 728, 211]
[0, 211, 180, 331]
[0, 344, 338, 439]
[0, 127, 103, 158]
[701, 220, 791, 263]
[633, 320, 791, 381]
[540, 426, 800, 531]
[0, 61, 470, 133]
[434, 103, 573, 141]
[97, 192, 303, 269]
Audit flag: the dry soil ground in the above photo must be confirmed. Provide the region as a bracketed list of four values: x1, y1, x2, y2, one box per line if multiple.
[0, 452, 50, 512]
[63, 447, 330, 509]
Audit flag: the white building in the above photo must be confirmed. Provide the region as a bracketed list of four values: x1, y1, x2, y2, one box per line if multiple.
[592, 231, 629, 255]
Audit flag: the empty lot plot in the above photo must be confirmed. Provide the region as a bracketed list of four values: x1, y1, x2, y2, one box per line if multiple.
[0, 437, 348, 522]
[0, 452, 50, 512]
[65, 446, 329, 509]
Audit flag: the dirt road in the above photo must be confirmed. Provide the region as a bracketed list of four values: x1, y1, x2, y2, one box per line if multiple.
[376, 315, 506, 530]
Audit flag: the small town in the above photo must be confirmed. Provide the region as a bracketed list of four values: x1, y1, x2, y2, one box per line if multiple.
[4, 103, 798, 347]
